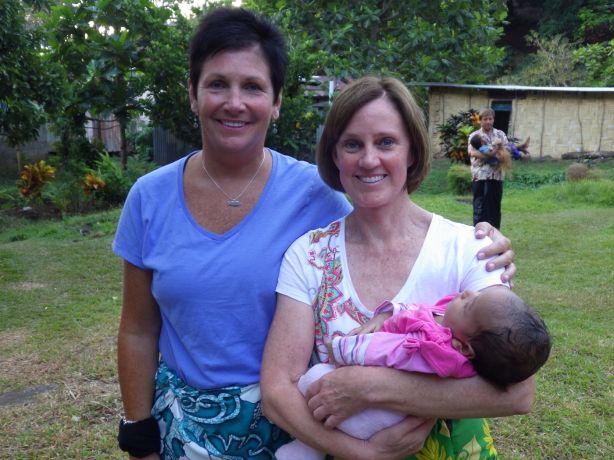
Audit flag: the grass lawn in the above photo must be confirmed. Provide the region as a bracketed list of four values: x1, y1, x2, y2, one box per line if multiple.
[1, 158, 613, 458]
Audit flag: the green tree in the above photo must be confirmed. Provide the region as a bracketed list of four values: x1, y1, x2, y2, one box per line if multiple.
[499, 3, 613, 87]
[43, 0, 179, 167]
[140, 6, 200, 147]
[244, 0, 508, 83]
[241, 0, 509, 159]
[0, 0, 65, 147]
[573, 4, 613, 86]
[574, 39, 614, 87]
[499, 32, 586, 86]
[536, 0, 611, 42]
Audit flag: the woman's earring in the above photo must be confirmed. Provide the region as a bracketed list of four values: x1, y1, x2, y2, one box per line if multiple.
[272, 121, 278, 135]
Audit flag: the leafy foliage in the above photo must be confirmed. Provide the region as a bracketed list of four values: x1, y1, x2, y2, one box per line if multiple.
[14, 150, 156, 215]
[447, 164, 472, 195]
[245, 0, 508, 83]
[42, 0, 179, 165]
[437, 109, 480, 164]
[505, 171, 565, 189]
[140, 6, 201, 147]
[265, 96, 323, 162]
[499, 32, 586, 86]
[18, 160, 56, 200]
[0, 0, 65, 146]
[244, 0, 508, 158]
[500, 2, 613, 87]
[537, 0, 611, 42]
[575, 3, 614, 44]
[574, 39, 614, 87]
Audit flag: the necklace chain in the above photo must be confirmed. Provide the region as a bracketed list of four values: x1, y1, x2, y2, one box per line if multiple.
[200, 150, 266, 207]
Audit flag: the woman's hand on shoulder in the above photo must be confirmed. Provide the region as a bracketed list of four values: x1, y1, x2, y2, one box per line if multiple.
[474, 222, 516, 286]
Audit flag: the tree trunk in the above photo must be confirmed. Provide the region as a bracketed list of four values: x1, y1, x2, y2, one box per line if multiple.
[119, 114, 127, 170]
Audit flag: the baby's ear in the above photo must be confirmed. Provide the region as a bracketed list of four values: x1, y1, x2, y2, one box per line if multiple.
[452, 338, 476, 359]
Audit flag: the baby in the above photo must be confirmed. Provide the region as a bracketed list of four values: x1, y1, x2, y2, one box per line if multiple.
[470, 135, 513, 172]
[276, 285, 551, 460]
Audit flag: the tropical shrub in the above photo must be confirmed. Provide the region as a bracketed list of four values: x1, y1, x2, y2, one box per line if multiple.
[438, 109, 480, 164]
[0, 183, 24, 210]
[447, 164, 472, 195]
[42, 171, 87, 214]
[265, 95, 323, 162]
[506, 171, 566, 189]
[90, 152, 157, 207]
[16, 150, 157, 216]
[18, 160, 56, 201]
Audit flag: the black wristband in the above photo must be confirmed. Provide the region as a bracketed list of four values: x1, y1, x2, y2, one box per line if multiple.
[117, 416, 160, 458]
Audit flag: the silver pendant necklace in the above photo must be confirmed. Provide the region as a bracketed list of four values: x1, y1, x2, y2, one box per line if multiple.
[200, 150, 266, 207]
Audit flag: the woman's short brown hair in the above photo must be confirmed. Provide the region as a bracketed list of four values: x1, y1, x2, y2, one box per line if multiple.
[316, 76, 430, 194]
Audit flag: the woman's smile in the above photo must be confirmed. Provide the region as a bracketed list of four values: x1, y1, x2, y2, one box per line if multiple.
[220, 119, 248, 128]
[356, 174, 387, 184]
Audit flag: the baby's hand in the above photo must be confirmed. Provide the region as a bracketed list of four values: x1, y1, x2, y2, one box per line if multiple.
[347, 312, 392, 336]
[324, 340, 337, 365]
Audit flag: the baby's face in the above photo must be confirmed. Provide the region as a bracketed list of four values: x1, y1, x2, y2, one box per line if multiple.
[443, 286, 512, 340]
[441, 290, 482, 341]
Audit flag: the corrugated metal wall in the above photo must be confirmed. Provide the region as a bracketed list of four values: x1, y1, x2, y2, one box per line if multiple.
[153, 127, 197, 165]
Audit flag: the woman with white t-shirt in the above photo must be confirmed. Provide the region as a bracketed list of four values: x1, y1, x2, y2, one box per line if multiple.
[261, 77, 534, 460]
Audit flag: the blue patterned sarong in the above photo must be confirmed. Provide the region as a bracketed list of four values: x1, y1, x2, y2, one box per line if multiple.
[152, 362, 290, 459]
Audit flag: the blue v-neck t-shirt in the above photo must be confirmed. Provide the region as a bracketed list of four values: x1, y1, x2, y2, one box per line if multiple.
[112, 149, 351, 389]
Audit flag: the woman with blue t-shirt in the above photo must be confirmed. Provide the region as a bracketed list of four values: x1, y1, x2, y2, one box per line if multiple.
[113, 8, 516, 460]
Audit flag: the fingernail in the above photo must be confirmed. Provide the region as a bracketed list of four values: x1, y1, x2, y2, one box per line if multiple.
[476, 230, 485, 238]
[477, 252, 485, 260]
[486, 262, 494, 271]
[502, 274, 509, 282]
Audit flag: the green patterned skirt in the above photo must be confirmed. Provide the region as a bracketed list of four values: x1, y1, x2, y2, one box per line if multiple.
[151, 361, 290, 459]
[406, 418, 497, 460]
[328, 418, 497, 460]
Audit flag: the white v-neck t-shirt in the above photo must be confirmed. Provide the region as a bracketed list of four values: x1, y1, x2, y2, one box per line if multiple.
[276, 215, 505, 363]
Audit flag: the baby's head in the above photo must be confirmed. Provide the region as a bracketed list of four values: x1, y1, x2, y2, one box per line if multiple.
[443, 286, 551, 388]
[470, 135, 484, 150]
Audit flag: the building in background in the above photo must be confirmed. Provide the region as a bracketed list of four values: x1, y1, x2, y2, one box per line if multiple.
[422, 84, 614, 159]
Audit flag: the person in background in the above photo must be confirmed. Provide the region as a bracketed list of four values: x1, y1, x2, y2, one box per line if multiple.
[113, 8, 517, 459]
[262, 77, 532, 460]
[468, 108, 509, 229]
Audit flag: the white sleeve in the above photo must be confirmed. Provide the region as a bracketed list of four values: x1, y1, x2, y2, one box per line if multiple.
[458, 231, 508, 292]
[276, 233, 322, 306]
